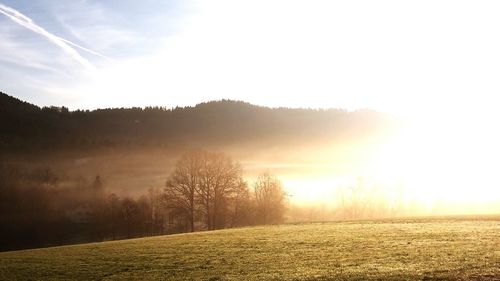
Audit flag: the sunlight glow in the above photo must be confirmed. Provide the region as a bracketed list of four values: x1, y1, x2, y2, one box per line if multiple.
[242, 94, 500, 216]
[279, 108, 500, 215]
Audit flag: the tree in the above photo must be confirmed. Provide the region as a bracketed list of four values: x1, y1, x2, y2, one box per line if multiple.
[165, 150, 203, 232]
[106, 193, 120, 240]
[229, 181, 254, 227]
[197, 151, 244, 230]
[147, 187, 167, 235]
[164, 149, 246, 231]
[121, 197, 138, 238]
[253, 173, 287, 224]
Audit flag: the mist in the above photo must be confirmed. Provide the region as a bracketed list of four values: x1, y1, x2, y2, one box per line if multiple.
[4, 126, 498, 225]
[1, 93, 499, 252]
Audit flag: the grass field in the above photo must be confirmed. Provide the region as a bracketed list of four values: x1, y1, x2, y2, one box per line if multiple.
[0, 217, 499, 280]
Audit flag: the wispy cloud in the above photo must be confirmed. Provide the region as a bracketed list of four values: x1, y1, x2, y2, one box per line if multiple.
[0, 2, 111, 70]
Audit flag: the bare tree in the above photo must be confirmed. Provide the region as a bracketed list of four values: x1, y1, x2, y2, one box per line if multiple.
[121, 197, 138, 239]
[147, 187, 166, 235]
[229, 180, 254, 227]
[106, 193, 120, 240]
[254, 173, 287, 224]
[196, 151, 244, 230]
[165, 149, 245, 231]
[165, 150, 203, 232]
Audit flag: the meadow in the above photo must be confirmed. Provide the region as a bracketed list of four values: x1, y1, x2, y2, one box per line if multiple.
[0, 217, 498, 280]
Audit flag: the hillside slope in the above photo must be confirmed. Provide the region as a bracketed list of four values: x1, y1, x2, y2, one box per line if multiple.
[1, 217, 498, 280]
[0, 91, 398, 152]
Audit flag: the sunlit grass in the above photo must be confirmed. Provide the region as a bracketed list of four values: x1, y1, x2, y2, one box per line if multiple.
[1, 216, 499, 280]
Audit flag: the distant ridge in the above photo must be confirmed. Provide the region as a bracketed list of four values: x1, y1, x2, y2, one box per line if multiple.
[0, 91, 397, 152]
[0, 91, 40, 112]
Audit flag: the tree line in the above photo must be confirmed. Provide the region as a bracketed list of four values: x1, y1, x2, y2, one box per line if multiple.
[0, 149, 287, 251]
[0, 91, 397, 152]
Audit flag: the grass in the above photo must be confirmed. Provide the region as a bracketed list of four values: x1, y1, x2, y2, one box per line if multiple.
[0, 217, 499, 280]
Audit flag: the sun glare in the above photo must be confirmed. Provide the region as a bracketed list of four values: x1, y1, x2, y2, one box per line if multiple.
[279, 108, 500, 216]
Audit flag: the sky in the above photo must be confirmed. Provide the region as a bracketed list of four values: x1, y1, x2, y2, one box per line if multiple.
[1, 0, 499, 211]
[1, 0, 499, 118]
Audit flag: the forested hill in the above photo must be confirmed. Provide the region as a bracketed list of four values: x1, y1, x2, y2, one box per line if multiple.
[0, 91, 398, 152]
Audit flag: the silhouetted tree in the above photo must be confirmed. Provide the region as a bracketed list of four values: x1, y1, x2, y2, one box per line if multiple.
[106, 193, 120, 240]
[164, 149, 246, 231]
[229, 181, 254, 227]
[136, 195, 152, 236]
[121, 197, 138, 238]
[197, 151, 244, 230]
[165, 150, 202, 232]
[254, 173, 287, 224]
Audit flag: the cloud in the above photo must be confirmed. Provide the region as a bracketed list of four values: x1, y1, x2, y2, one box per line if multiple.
[0, 2, 111, 70]
[58, 37, 113, 61]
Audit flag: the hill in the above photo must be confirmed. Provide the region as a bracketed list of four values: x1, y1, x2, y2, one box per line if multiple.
[0, 91, 398, 152]
[0, 91, 404, 252]
[0, 217, 498, 280]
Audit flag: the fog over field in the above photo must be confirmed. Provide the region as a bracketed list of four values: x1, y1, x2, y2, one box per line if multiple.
[5, 121, 498, 222]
